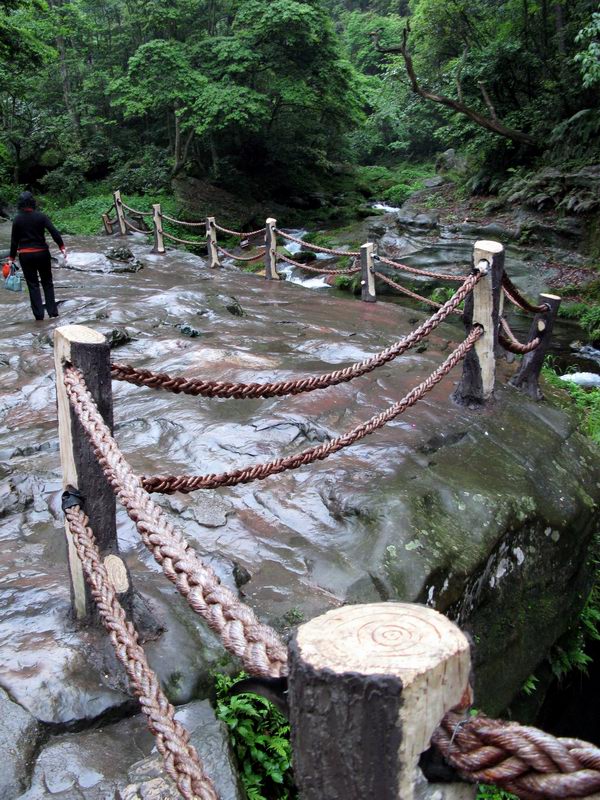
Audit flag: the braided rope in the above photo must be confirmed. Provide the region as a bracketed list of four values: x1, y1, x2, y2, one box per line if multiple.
[434, 711, 600, 800]
[124, 219, 150, 235]
[502, 274, 550, 315]
[139, 327, 482, 495]
[373, 271, 464, 317]
[215, 224, 266, 238]
[163, 231, 207, 247]
[279, 253, 361, 276]
[375, 254, 467, 282]
[161, 214, 206, 228]
[121, 201, 153, 217]
[499, 318, 541, 354]
[110, 271, 481, 400]
[65, 505, 218, 800]
[64, 367, 288, 679]
[217, 245, 266, 262]
[275, 229, 360, 258]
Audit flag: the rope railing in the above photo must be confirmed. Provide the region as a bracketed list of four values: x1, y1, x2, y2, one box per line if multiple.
[217, 245, 266, 262]
[110, 270, 481, 400]
[275, 228, 361, 258]
[215, 223, 266, 238]
[162, 230, 207, 247]
[374, 253, 467, 282]
[64, 503, 218, 800]
[161, 213, 206, 228]
[139, 326, 482, 495]
[373, 269, 463, 313]
[121, 200, 153, 217]
[502, 273, 550, 315]
[124, 218, 150, 235]
[499, 317, 541, 354]
[63, 365, 289, 679]
[278, 253, 361, 276]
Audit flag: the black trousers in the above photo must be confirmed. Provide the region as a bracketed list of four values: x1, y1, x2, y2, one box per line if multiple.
[19, 250, 58, 320]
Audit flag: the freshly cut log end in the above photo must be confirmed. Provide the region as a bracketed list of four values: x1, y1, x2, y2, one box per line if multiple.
[288, 603, 471, 800]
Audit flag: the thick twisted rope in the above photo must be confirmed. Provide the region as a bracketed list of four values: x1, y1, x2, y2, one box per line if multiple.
[502, 273, 549, 314]
[217, 245, 266, 262]
[140, 327, 482, 495]
[279, 253, 361, 276]
[124, 219, 150, 235]
[499, 318, 541, 354]
[121, 201, 152, 217]
[63, 368, 288, 679]
[373, 271, 464, 316]
[161, 214, 206, 228]
[215, 224, 266, 238]
[434, 711, 600, 800]
[110, 271, 481, 401]
[375, 254, 467, 282]
[275, 229, 360, 258]
[65, 505, 218, 800]
[163, 231, 207, 247]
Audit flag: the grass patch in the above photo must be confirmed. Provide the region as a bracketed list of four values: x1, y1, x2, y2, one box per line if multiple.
[542, 362, 600, 444]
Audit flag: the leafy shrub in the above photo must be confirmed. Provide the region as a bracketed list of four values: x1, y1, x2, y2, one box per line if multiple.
[111, 146, 171, 194]
[215, 672, 295, 800]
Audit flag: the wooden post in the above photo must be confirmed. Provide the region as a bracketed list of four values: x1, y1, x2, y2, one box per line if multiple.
[360, 242, 376, 302]
[509, 293, 561, 400]
[152, 203, 165, 254]
[114, 190, 128, 236]
[452, 240, 504, 407]
[102, 213, 114, 236]
[264, 218, 279, 280]
[54, 324, 133, 622]
[288, 603, 473, 800]
[206, 216, 220, 268]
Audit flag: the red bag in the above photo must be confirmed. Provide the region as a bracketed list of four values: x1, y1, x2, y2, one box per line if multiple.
[2, 262, 10, 279]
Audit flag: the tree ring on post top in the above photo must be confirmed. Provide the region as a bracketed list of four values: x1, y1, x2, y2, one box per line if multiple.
[295, 602, 470, 677]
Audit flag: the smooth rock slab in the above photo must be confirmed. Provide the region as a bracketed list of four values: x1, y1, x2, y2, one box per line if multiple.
[0, 687, 43, 798]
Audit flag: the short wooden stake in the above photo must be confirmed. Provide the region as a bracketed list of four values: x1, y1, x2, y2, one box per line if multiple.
[289, 603, 473, 800]
[206, 216, 220, 268]
[102, 213, 114, 236]
[54, 325, 133, 622]
[453, 240, 504, 407]
[152, 203, 165, 254]
[114, 190, 128, 236]
[510, 293, 561, 400]
[360, 242, 376, 302]
[264, 218, 279, 280]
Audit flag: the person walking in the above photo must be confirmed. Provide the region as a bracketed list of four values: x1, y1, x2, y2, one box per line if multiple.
[8, 191, 67, 320]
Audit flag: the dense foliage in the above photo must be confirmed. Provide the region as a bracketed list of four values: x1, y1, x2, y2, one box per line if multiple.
[1, 0, 598, 205]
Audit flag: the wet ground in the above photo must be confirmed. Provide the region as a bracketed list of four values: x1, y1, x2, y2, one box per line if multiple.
[1, 220, 599, 795]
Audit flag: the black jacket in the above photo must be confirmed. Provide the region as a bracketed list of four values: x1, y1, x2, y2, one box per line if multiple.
[10, 210, 64, 259]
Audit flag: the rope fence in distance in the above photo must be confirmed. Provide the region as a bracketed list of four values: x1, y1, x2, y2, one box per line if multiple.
[161, 214, 206, 228]
[110, 270, 482, 401]
[217, 245, 266, 262]
[215, 223, 266, 238]
[65, 504, 218, 800]
[275, 229, 360, 258]
[374, 253, 467, 282]
[64, 366, 289, 679]
[162, 230, 207, 247]
[121, 201, 153, 217]
[124, 219, 150, 235]
[139, 326, 482, 494]
[278, 253, 361, 275]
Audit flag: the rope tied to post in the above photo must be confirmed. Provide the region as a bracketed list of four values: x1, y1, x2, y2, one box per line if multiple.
[278, 253, 361, 275]
[63, 502, 218, 800]
[120, 201, 153, 217]
[63, 366, 289, 679]
[217, 245, 266, 262]
[124, 219, 150, 235]
[499, 317, 541, 354]
[162, 231, 208, 247]
[110, 270, 482, 401]
[138, 326, 482, 495]
[215, 223, 267, 238]
[161, 214, 206, 228]
[502, 273, 550, 315]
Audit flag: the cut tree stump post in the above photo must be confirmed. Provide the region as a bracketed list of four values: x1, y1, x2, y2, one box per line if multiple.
[206, 217, 220, 268]
[102, 213, 114, 236]
[264, 218, 279, 280]
[54, 324, 134, 622]
[288, 602, 474, 800]
[509, 293, 561, 400]
[152, 203, 165, 254]
[360, 242, 376, 302]
[452, 240, 504, 407]
[113, 190, 127, 236]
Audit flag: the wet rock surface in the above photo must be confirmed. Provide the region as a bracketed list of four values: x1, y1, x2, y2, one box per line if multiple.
[1, 222, 599, 790]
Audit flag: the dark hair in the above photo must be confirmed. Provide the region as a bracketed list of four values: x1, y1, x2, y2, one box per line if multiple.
[17, 191, 37, 210]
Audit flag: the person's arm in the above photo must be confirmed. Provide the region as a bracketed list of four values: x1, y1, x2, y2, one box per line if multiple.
[43, 215, 65, 253]
[9, 219, 20, 260]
